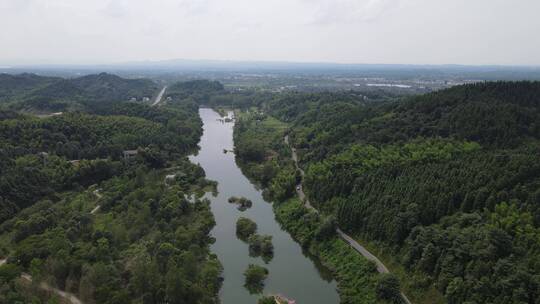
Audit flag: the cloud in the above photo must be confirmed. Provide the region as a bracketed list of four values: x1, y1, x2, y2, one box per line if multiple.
[102, 0, 130, 18]
[0, 0, 37, 14]
[177, 0, 216, 17]
[0, 0, 539, 65]
[306, 0, 402, 25]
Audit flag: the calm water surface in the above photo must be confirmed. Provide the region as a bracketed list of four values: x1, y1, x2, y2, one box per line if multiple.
[190, 108, 339, 304]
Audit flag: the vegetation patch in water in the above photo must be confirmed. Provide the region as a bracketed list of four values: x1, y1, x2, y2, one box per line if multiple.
[236, 217, 258, 241]
[228, 196, 253, 211]
[244, 264, 269, 294]
[258, 296, 276, 304]
[248, 234, 274, 263]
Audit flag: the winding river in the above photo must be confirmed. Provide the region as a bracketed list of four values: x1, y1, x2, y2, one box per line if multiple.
[190, 108, 339, 304]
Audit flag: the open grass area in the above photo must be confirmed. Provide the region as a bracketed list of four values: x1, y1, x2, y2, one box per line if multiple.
[260, 115, 289, 132]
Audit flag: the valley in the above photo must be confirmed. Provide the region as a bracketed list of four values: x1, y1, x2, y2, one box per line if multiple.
[2, 1, 539, 303]
[0, 73, 539, 304]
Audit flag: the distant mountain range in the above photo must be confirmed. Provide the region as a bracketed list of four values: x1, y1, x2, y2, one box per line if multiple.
[2, 59, 540, 80]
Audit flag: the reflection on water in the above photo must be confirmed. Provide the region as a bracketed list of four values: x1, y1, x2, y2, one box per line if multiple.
[190, 108, 339, 304]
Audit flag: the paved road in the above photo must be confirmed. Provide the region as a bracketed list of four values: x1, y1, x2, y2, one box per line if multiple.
[284, 135, 412, 304]
[90, 205, 101, 214]
[151, 86, 167, 106]
[90, 189, 102, 214]
[336, 229, 389, 273]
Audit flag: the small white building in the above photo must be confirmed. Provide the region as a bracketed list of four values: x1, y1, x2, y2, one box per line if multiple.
[123, 150, 138, 160]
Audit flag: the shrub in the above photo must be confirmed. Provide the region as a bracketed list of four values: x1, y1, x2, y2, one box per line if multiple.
[236, 218, 257, 241]
[244, 264, 268, 294]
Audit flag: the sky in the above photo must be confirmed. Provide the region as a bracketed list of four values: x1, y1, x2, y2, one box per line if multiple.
[1, 0, 539, 66]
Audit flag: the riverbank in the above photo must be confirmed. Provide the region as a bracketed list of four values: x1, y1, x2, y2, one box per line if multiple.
[233, 110, 390, 303]
[274, 199, 380, 303]
[346, 236, 445, 304]
[191, 108, 340, 304]
[0, 158, 222, 303]
[286, 136, 414, 304]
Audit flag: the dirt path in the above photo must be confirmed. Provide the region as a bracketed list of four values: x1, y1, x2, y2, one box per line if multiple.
[0, 189, 105, 303]
[21, 273, 83, 304]
[285, 135, 412, 304]
[1, 260, 83, 303]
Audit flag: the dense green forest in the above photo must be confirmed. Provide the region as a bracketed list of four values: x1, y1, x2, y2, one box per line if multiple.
[235, 81, 540, 304]
[0, 75, 222, 303]
[0, 104, 202, 222]
[2, 74, 539, 304]
[233, 110, 386, 303]
[165, 79, 307, 109]
[0, 73, 158, 112]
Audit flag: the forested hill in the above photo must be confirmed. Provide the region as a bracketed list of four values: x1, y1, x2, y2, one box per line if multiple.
[234, 81, 540, 304]
[278, 81, 539, 164]
[0, 73, 60, 101]
[0, 75, 222, 303]
[0, 73, 158, 112]
[286, 82, 540, 304]
[358, 81, 540, 147]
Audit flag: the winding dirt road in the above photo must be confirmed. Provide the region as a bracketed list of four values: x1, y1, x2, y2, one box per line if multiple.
[0, 261, 83, 304]
[285, 136, 412, 304]
[0, 187, 105, 303]
[21, 273, 83, 304]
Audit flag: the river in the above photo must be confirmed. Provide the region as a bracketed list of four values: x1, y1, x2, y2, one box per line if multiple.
[190, 108, 339, 304]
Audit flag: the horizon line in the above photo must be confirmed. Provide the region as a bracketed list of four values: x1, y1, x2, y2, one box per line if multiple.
[1, 58, 540, 69]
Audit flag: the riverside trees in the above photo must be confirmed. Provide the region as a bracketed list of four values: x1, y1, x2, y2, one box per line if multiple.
[234, 81, 540, 303]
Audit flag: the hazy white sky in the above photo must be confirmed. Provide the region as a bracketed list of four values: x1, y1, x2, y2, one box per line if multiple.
[1, 0, 539, 65]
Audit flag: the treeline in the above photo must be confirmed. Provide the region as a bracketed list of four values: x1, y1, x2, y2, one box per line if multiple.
[165, 79, 281, 109]
[274, 199, 381, 304]
[163, 79, 394, 111]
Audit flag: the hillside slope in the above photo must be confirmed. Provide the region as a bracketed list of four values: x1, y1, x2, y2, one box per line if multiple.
[0, 82, 220, 304]
[0, 73, 158, 112]
[237, 81, 540, 304]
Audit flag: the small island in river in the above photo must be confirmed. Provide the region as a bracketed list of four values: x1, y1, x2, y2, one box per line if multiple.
[228, 196, 253, 211]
